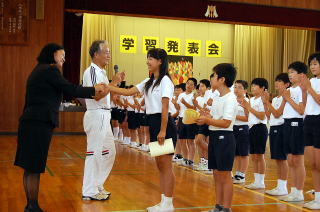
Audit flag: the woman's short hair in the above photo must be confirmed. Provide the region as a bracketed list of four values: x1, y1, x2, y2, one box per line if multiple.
[37, 43, 64, 64]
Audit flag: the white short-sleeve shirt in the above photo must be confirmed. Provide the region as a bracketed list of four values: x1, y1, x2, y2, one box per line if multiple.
[248, 96, 267, 127]
[234, 97, 249, 126]
[283, 86, 304, 119]
[196, 96, 206, 112]
[136, 75, 174, 114]
[209, 92, 238, 131]
[269, 96, 284, 126]
[83, 63, 110, 110]
[305, 78, 320, 115]
[177, 92, 194, 117]
[126, 96, 135, 112]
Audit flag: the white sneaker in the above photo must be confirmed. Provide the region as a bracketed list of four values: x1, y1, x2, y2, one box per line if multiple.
[98, 187, 111, 195]
[82, 193, 109, 201]
[265, 188, 288, 196]
[303, 200, 320, 209]
[245, 183, 265, 190]
[130, 142, 137, 147]
[147, 203, 174, 212]
[280, 193, 304, 202]
[233, 177, 245, 184]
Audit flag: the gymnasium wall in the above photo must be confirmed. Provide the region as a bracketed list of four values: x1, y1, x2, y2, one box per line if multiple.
[0, 0, 64, 132]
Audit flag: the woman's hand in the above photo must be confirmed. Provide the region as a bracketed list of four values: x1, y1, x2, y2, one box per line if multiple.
[157, 130, 166, 145]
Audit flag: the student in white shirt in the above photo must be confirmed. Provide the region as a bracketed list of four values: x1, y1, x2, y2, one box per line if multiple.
[108, 48, 176, 211]
[263, 73, 290, 196]
[280, 61, 307, 202]
[241, 78, 268, 190]
[301, 53, 320, 209]
[172, 84, 184, 162]
[232, 80, 250, 184]
[193, 79, 211, 171]
[176, 78, 197, 167]
[196, 63, 238, 212]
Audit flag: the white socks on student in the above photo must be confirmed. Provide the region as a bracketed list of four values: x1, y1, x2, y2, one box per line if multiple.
[161, 194, 173, 206]
[113, 127, 119, 139]
[315, 192, 320, 202]
[277, 179, 287, 191]
[254, 173, 265, 185]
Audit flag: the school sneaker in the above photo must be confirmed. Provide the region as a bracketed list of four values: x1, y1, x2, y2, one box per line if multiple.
[280, 193, 304, 202]
[233, 175, 245, 184]
[303, 200, 320, 209]
[98, 187, 111, 195]
[129, 142, 137, 147]
[82, 193, 109, 201]
[146, 202, 174, 212]
[245, 183, 265, 190]
[265, 188, 288, 196]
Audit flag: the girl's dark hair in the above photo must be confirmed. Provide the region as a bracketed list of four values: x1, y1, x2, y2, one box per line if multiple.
[235, 80, 248, 90]
[200, 79, 210, 88]
[179, 83, 186, 91]
[144, 48, 171, 94]
[308, 52, 320, 66]
[37, 43, 64, 64]
[251, 78, 269, 90]
[275, 73, 290, 84]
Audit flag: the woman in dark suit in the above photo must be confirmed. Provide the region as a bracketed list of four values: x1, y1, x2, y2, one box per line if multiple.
[14, 43, 108, 212]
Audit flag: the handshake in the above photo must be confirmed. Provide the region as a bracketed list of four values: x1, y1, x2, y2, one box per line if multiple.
[93, 83, 109, 101]
[93, 72, 125, 101]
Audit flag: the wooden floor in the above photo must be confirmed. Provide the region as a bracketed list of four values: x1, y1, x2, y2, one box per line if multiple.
[0, 135, 318, 212]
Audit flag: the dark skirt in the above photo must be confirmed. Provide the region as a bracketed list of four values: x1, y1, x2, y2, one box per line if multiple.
[14, 120, 54, 173]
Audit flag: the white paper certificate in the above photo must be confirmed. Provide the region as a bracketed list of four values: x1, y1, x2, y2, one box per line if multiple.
[149, 138, 174, 157]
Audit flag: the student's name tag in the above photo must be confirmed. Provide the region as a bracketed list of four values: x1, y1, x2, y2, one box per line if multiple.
[149, 138, 175, 157]
[218, 135, 224, 140]
[291, 122, 299, 127]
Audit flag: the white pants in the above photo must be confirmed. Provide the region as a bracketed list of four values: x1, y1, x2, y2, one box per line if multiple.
[82, 110, 116, 196]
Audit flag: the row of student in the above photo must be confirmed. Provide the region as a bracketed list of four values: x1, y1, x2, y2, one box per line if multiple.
[108, 51, 320, 211]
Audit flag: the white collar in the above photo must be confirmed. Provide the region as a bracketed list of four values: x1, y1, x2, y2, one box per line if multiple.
[90, 63, 106, 75]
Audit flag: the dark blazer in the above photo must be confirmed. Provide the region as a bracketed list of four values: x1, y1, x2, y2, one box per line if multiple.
[20, 64, 95, 127]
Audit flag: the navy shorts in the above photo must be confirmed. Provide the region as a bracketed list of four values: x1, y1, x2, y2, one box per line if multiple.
[198, 124, 209, 137]
[233, 125, 249, 156]
[304, 115, 320, 149]
[283, 118, 304, 155]
[111, 108, 119, 121]
[269, 125, 287, 160]
[148, 113, 177, 148]
[208, 131, 236, 171]
[127, 111, 139, 130]
[249, 124, 268, 154]
[138, 113, 149, 127]
[118, 109, 127, 124]
[178, 118, 197, 139]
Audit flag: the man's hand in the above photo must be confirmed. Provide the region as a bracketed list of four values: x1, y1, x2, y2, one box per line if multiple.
[93, 83, 109, 101]
[111, 72, 125, 86]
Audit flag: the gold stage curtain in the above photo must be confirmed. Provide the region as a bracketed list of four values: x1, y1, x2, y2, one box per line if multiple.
[283, 29, 316, 72]
[80, 13, 115, 83]
[234, 25, 316, 94]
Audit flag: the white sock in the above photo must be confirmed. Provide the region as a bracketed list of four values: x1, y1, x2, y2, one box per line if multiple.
[235, 171, 240, 176]
[161, 194, 165, 202]
[162, 195, 173, 205]
[254, 173, 259, 184]
[296, 189, 303, 197]
[315, 192, 320, 202]
[113, 127, 119, 138]
[238, 172, 245, 178]
[291, 187, 297, 195]
[259, 174, 265, 185]
[119, 129, 123, 140]
[277, 179, 287, 190]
